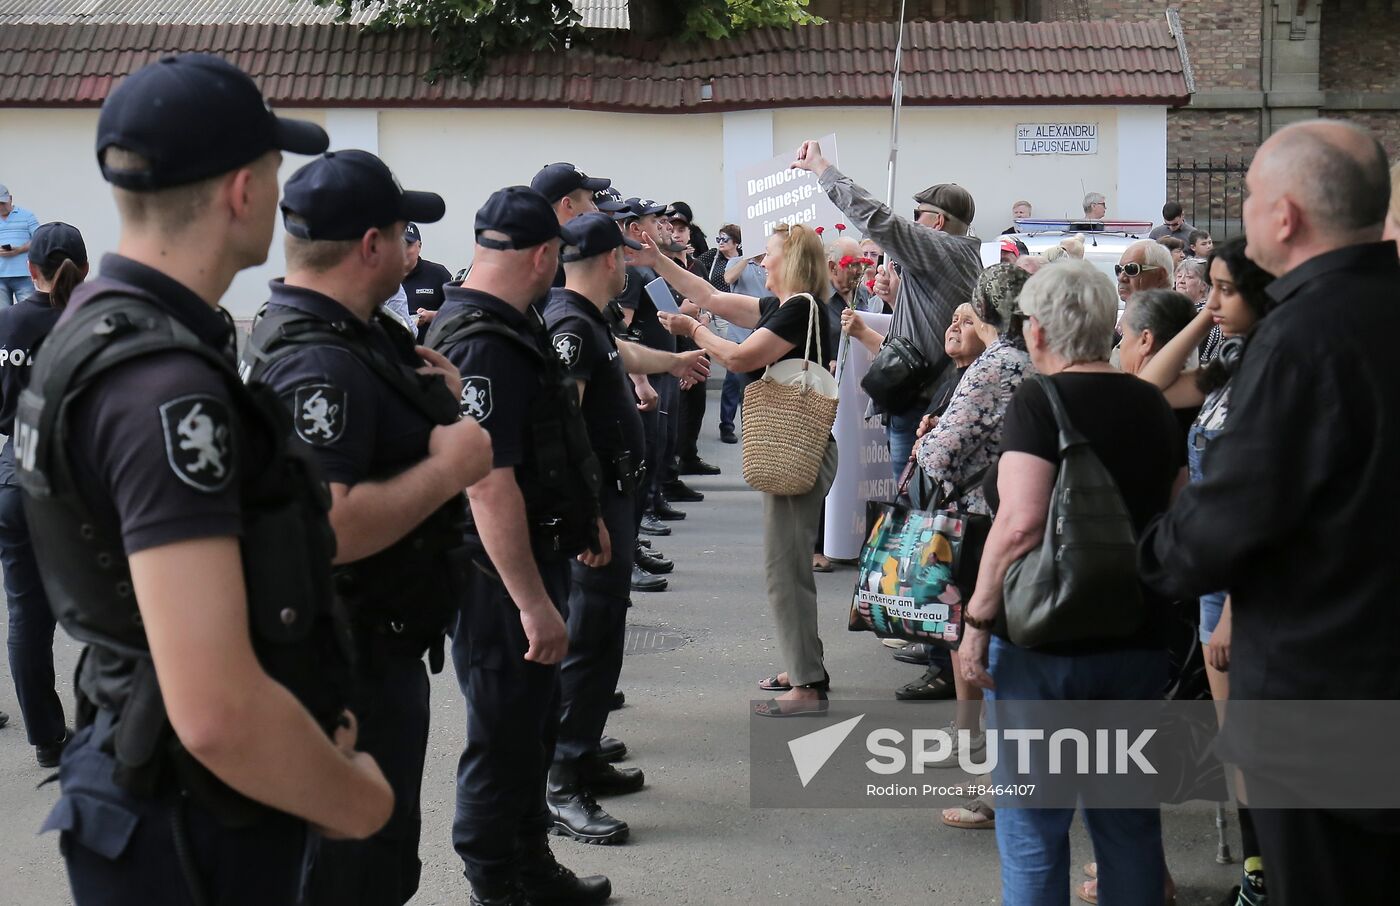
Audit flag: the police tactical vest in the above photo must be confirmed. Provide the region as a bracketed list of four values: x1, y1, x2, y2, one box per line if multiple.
[15, 289, 352, 824]
[426, 303, 603, 558]
[239, 304, 469, 662]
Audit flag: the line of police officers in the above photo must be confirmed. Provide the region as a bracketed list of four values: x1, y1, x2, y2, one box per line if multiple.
[12, 53, 706, 906]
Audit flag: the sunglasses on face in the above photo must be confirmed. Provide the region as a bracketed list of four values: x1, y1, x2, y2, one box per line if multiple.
[716, 235, 733, 244]
[914, 207, 939, 220]
[1114, 263, 1164, 278]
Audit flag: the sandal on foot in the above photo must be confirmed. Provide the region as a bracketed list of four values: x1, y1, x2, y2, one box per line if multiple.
[753, 693, 829, 719]
[1076, 880, 1098, 905]
[758, 674, 791, 692]
[812, 555, 833, 573]
[940, 799, 995, 830]
[1083, 862, 1097, 879]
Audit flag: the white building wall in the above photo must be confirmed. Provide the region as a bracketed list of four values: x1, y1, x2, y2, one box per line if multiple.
[0, 104, 1168, 319]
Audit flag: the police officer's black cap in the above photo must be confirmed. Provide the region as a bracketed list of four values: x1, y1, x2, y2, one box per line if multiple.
[666, 201, 695, 224]
[622, 197, 667, 219]
[96, 54, 328, 191]
[28, 222, 88, 269]
[531, 163, 611, 204]
[281, 150, 446, 241]
[560, 212, 643, 263]
[405, 223, 423, 244]
[475, 186, 561, 250]
[594, 186, 631, 219]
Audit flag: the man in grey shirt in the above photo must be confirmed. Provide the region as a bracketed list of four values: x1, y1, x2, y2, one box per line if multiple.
[1148, 201, 1195, 244]
[791, 138, 983, 480]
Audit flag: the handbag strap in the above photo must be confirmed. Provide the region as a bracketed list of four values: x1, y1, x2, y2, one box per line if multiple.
[1034, 375, 1088, 454]
[789, 292, 820, 374]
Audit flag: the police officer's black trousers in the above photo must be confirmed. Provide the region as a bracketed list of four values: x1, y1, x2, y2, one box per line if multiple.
[49, 715, 310, 906]
[0, 482, 66, 745]
[305, 645, 431, 906]
[452, 558, 569, 889]
[675, 341, 708, 464]
[556, 489, 636, 765]
[648, 375, 680, 509]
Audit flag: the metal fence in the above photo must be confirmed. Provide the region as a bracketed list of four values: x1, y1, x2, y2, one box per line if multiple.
[1167, 157, 1251, 242]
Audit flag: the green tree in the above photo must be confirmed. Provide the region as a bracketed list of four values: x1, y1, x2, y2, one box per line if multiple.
[314, 0, 820, 81]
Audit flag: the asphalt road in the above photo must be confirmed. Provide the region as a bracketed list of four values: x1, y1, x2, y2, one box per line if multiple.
[0, 398, 1247, 905]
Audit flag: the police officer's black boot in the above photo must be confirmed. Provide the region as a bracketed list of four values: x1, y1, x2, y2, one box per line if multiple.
[519, 835, 612, 905]
[548, 762, 631, 845]
[578, 753, 645, 795]
[468, 877, 529, 906]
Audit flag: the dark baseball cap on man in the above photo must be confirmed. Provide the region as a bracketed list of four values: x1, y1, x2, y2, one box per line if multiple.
[560, 212, 643, 262]
[28, 222, 88, 269]
[665, 201, 695, 224]
[594, 187, 631, 218]
[531, 163, 611, 204]
[281, 150, 445, 241]
[621, 197, 667, 219]
[475, 186, 561, 250]
[404, 223, 423, 244]
[96, 54, 328, 191]
[914, 183, 975, 226]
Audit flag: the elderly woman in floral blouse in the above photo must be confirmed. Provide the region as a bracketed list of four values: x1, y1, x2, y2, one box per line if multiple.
[912, 263, 1035, 831]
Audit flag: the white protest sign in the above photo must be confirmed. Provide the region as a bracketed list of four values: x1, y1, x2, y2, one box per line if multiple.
[824, 311, 896, 560]
[737, 135, 845, 245]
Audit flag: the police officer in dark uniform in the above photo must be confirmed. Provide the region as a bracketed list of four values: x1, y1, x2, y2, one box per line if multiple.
[239, 150, 493, 906]
[15, 54, 393, 905]
[0, 221, 86, 765]
[401, 222, 454, 341]
[531, 162, 609, 289]
[543, 213, 709, 844]
[427, 186, 611, 906]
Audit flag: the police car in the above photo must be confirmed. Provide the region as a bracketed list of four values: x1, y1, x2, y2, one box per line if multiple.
[981, 219, 1156, 303]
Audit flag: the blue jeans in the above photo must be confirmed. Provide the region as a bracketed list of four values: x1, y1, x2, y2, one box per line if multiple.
[0, 482, 66, 745]
[886, 409, 921, 483]
[0, 275, 34, 305]
[987, 636, 1167, 906]
[719, 369, 755, 433]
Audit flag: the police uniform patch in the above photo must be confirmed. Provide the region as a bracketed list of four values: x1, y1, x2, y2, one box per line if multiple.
[553, 333, 582, 368]
[293, 383, 347, 446]
[460, 376, 493, 421]
[159, 394, 235, 493]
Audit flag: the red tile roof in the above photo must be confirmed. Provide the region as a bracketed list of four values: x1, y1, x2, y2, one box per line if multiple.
[0, 18, 1192, 110]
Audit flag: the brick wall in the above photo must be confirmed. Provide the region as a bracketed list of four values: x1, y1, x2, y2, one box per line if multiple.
[1321, 0, 1400, 93]
[1168, 109, 1262, 163]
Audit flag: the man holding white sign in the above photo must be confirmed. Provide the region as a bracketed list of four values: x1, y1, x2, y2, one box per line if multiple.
[791, 139, 983, 484]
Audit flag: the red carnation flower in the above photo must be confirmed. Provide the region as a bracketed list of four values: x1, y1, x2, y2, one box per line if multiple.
[856, 256, 875, 267]
[836, 223, 847, 232]
[865, 279, 877, 292]
[814, 226, 825, 235]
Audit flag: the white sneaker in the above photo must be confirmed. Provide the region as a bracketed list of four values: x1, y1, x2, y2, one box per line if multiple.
[881, 638, 912, 649]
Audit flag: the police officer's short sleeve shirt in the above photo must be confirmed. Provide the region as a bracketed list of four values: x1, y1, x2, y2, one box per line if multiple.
[433, 288, 539, 469]
[253, 282, 435, 488]
[64, 256, 246, 555]
[544, 288, 645, 460]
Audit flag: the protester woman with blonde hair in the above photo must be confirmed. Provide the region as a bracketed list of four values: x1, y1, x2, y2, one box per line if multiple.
[636, 224, 838, 716]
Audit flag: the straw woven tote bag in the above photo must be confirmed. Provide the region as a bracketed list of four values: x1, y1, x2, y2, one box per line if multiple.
[740, 293, 840, 495]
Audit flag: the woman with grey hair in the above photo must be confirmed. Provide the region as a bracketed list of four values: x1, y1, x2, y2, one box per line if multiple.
[959, 260, 1183, 904]
[912, 263, 1036, 832]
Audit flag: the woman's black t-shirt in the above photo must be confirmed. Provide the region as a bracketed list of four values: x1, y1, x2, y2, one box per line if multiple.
[984, 372, 1185, 652]
[750, 294, 831, 378]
